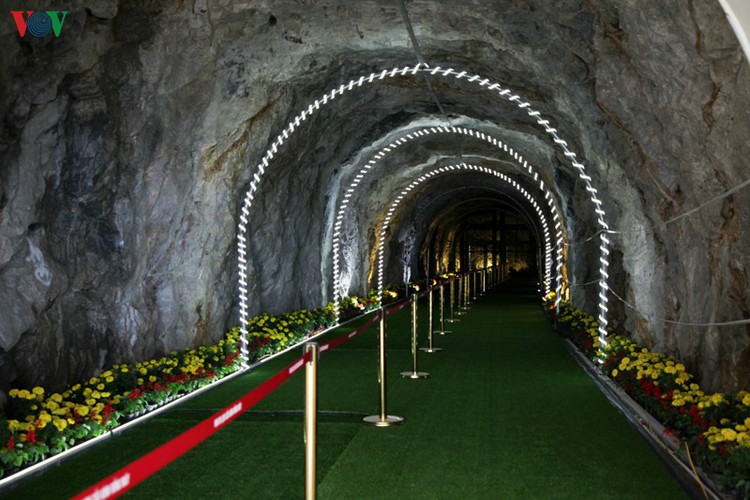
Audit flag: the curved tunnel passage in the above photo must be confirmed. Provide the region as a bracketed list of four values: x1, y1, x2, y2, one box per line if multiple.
[236, 65, 613, 354]
[330, 125, 566, 318]
[2, 0, 749, 397]
[1, 2, 750, 495]
[371, 163, 555, 301]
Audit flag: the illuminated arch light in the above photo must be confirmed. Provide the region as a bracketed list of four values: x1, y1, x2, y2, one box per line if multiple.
[331, 125, 565, 321]
[238, 64, 610, 368]
[374, 163, 552, 304]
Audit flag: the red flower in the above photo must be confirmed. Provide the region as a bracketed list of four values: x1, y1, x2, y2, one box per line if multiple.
[6, 435, 15, 449]
[25, 428, 36, 444]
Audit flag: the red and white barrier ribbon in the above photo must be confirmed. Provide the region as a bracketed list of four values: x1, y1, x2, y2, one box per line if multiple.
[73, 352, 310, 500]
[74, 303, 412, 499]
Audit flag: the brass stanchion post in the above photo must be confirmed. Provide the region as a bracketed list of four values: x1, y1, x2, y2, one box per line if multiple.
[463, 273, 470, 309]
[402, 295, 429, 378]
[364, 310, 404, 426]
[422, 286, 444, 350]
[457, 274, 466, 315]
[447, 278, 459, 323]
[304, 342, 319, 500]
[431, 282, 450, 338]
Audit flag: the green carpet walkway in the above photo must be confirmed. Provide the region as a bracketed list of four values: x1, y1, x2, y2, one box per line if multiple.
[5, 279, 686, 499]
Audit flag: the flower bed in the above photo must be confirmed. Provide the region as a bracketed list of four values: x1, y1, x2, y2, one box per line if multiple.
[0, 290, 387, 479]
[546, 296, 750, 499]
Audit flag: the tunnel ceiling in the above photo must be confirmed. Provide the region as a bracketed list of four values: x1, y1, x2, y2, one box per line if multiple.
[1, 0, 749, 392]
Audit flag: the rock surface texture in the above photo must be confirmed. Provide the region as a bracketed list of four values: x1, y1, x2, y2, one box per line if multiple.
[0, 0, 748, 392]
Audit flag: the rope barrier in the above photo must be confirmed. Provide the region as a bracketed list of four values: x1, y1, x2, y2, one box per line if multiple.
[71, 304, 413, 499]
[72, 278, 484, 498]
[72, 350, 311, 500]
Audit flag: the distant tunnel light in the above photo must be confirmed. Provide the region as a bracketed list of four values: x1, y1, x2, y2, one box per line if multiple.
[330, 125, 566, 323]
[373, 163, 553, 305]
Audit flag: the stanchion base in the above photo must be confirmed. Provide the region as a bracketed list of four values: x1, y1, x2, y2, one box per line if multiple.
[434, 330, 452, 335]
[420, 347, 443, 353]
[400, 371, 429, 379]
[446, 319, 460, 323]
[363, 415, 404, 427]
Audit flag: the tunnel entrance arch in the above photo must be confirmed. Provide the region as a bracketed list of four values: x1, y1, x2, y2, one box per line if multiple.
[331, 125, 564, 320]
[238, 63, 611, 365]
[371, 163, 552, 302]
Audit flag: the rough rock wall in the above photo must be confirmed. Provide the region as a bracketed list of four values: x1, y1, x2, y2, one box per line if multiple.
[588, 0, 750, 389]
[0, 0, 748, 393]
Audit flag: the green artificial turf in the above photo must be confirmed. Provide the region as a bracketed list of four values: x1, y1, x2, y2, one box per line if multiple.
[3, 279, 687, 499]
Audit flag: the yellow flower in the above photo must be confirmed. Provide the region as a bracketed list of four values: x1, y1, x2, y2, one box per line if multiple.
[96, 384, 105, 391]
[32, 386, 44, 396]
[46, 401, 60, 411]
[76, 405, 90, 416]
[121, 366, 129, 373]
[611, 369, 619, 377]
[50, 393, 63, 403]
[743, 393, 750, 407]
[85, 398, 96, 406]
[106, 376, 114, 383]
[149, 375, 157, 382]
[721, 428, 737, 441]
[139, 368, 148, 375]
[17, 389, 31, 399]
[8, 388, 19, 398]
[91, 391, 101, 399]
[52, 418, 67, 432]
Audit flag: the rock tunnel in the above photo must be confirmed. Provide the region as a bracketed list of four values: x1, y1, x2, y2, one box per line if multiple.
[1, 0, 750, 401]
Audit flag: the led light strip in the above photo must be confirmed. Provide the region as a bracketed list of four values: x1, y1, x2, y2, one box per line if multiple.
[238, 64, 610, 366]
[331, 125, 565, 321]
[374, 163, 552, 302]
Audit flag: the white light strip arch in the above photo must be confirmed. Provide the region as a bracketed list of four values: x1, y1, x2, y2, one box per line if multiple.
[374, 163, 552, 302]
[331, 125, 564, 321]
[238, 63, 610, 367]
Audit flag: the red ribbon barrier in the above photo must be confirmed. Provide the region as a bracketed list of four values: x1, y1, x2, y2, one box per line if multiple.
[72, 352, 311, 500]
[73, 302, 412, 499]
[385, 300, 410, 316]
[319, 312, 381, 354]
